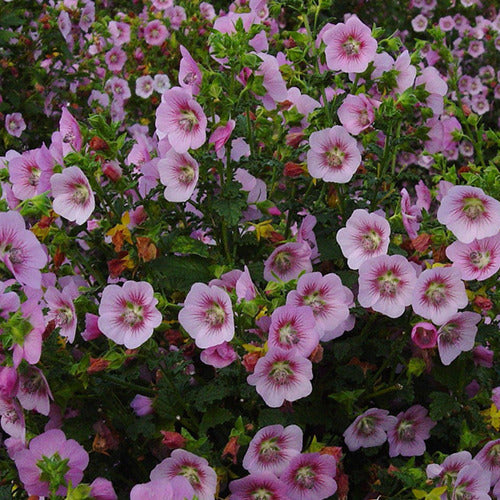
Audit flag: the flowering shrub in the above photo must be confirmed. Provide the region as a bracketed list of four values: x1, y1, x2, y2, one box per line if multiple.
[1, 0, 500, 498]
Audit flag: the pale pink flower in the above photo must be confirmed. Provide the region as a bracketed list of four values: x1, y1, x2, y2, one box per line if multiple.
[178, 283, 235, 348]
[16, 367, 53, 416]
[437, 312, 481, 365]
[158, 149, 199, 202]
[51, 166, 95, 225]
[130, 395, 154, 417]
[98, 281, 162, 349]
[426, 450, 472, 483]
[401, 188, 421, 240]
[336, 209, 390, 270]
[5, 113, 26, 138]
[323, 15, 377, 73]
[307, 126, 361, 183]
[200, 342, 238, 368]
[155, 87, 207, 153]
[412, 267, 468, 324]
[242, 424, 302, 475]
[437, 185, 500, 244]
[105, 46, 126, 72]
[411, 321, 438, 349]
[264, 241, 312, 283]
[136, 76, 155, 99]
[452, 461, 491, 500]
[178, 45, 202, 95]
[247, 348, 313, 408]
[343, 408, 396, 451]
[394, 50, 417, 94]
[144, 20, 168, 46]
[411, 14, 428, 32]
[337, 94, 378, 135]
[108, 20, 130, 46]
[256, 53, 288, 109]
[474, 439, 500, 486]
[45, 281, 79, 343]
[209, 120, 235, 155]
[59, 108, 82, 156]
[130, 478, 194, 500]
[230, 473, 287, 500]
[358, 255, 417, 318]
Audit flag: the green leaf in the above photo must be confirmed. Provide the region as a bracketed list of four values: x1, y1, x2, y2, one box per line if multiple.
[170, 236, 210, 257]
[407, 358, 426, 377]
[199, 407, 233, 434]
[429, 392, 461, 421]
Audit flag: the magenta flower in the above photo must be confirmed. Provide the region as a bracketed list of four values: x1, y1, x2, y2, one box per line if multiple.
[155, 87, 207, 153]
[247, 348, 313, 408]
[158, 149, 199, 202]
[387, 405, 436, 457]
[323, 15, 377, 73]
[336, 209, 391, 270]
[243, 424, 303, 475]
[51, 166, 95, 225]
[446, 234, 500, 281]
[286, 272, 351, 340]
[358, 255, 417, 318]
[209, 119, 235, 155]
[5, 113, 26, 138]
[98, 281, 162, 349]
[16, 366, 53, 416]
[105, 46, 127, 72]
[263, 241, 312, 283]
[337, 94, 378, 135]
[14, 429, 89, 496]
[268, 305, 320, 357]
[45, 281, 79, 343]
[178, 283, 234, 348]
[411, 321, 438, 349]
[150, 449, 217, 500]
[0, 211, 47, 288]
[437, 185, 500, 244]
[200, 341, 238, 368]
[437, 312, 481, 366]
[475, 439, 500, 486]
[230, 473, 288, 500]
[280, 452, 337, 500]
[178, 45, 202, 95]
[343, 408, 397, 451]
[59, 108, 82, 156]
[412, 267, 468, 325]
[307, 126, 361, 183]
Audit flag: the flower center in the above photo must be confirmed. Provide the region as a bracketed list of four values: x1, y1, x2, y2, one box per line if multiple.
[462, 197, 485, 220]
[397, 419, 415, 441]
[179, 110, 199, 132]
[425, 281, 446, 306]
[251, 489, 273, 500]
[439, 322, 459, 344]
[122, 302, 143, 326]
[295, 465, 316, 489]
[357, 416, 375, 436]
[488, 444, 500, 466]
[205, 302, 226, 327]
[62, 132, 75, 144]
[56, 306, 73, 326]
[303, 291, 326, 313]
[179, 164, 195, 184]
[259, 438, 281, 462]
[361, 230, 381, 251]
[72, 183, 90, 205]
[183, 72, 197, 85]
[278, 322, 300, 346]
[325, 146, 345, 168]
[180, 465, 200, 485]
[469, 250, 490, 269]
[273, 251, 292, 273]
[359, 109, 370, 126]
[269, 361, 293, 385]
[377, 270, 400, 297]
[29, 167, 41, 187]
[342, 36, 361, 56]
[8, 247, 24, 265]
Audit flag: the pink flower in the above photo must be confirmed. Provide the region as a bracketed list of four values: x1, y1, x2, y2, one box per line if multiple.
[336, 209, 391, 270]
[394, 50, 416, 94]
[178, 283, 235, 348]
[387, 405, 436, 457]
[108, 20, 130, 46]
[89, 477, 118, 500]
[157, 149, 199, 202]
[59, 108, 82, 156]
[358, 255, 417, 318]
[268, 305, 319, 357]
[307, 126, 361, 183]
[337, 94, 378, 135]
[412, 267, 468, 324]
[243, 424, 302, 475]
[150, 449, 217, 500]
[0, 211, 47, 288]
[0, 399, 25, 441]
[130, 395, 154, 416]
[98, 281, 162, 349]
[286, 272, 351, 340]
[200, 341, 238, 368]
[155, 87, 207, 153]
[474, 439, 500, 486]
[144, 20, 168, 46]
[209, 119, 235, 154]
[426, 450, 472, 483]
[51, 166, 95, 225]
[247, 348, 313, 408]
[256, 53, 288, 109]
[411, 321, 438, 349]
[230, 473, 288, 500]
[13, 429, 89, 496]
[130, 478, 194, 500]
[411, 14, 428, 32]
[263, 241, 312, 283]
[401, 188, 421, 240]
[5, 113, 26, 138]
[105, 46, 127, 72]
[344, 408, 396, 451]
[178, 45, 202, 95]
[280, 452, 337, 500]
[323, 15, 377, 73]
[446, 234, 500, 281]
[452, 461, 491, 499]
[136, 76, 155, 98]
[437, 185, 500, 244]
[45, 281, 79, 343]
[16, 367, 53, 416]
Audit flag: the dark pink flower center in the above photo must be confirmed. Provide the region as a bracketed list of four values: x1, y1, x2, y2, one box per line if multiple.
[29, 167, 41, 187]
[251, 488, 274, 500]
[488, 444, 500, 466]
[439, 322, 459, 344]
[294, 465, 316, 489]
[258, 437, 281, 463]
[56, 306, 74, 325]
[303, 291, 326, 313]
[179, 164, 195, 184]
[273, 251, 292, 273]
[358, 109, 370, 126]
[8, 247, 24, 265]
[183, 72, 197, 85]
[357, 415, 376, 436]
[180, 464, 201, 485]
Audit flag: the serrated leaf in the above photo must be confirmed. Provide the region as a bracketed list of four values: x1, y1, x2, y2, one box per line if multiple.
[170, 236, 210, 257]
[199, 407, 233, 434]
[429, 391, 461, 421]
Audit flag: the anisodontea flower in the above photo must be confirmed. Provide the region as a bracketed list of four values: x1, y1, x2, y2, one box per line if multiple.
[247, 348, 313, 408]
[426, 450, 473, 484]
[5, 113, 26, 138]
[437, 311, 481, 366]
[286, 272, 351, 340]
[387, 405, 436, 457]
[155, 87, 207, 153]
[307, 126, 361, 183]
[268, 305, 319, 357]
[446, 234, 500, 281]
[336, 209, 390, 270]
[358, 255, 417, 318]
[452, 461, 492, 500]
[343, 408, 396, 451]
[280, 452, 337, 500]
[199, 341, 238, 368]
[437, 185, 500, 244]
[337, 93, 378, 135]
[98, 281, 162, 349]
[178, 283, 235, 348]
[411, 321, 438, 349]
[150, 449, 217, 500]
[45, 281, 79, 343]
[412, 267, 468, 325]
[130, 478, 195, 500]
[263, 241, 312, 283]
[157, 149, 199, 202]
[474, 438, 500, 486]
[323, 15, 377, 73]
[13, 429, 89, 497]
[51, 166, 95, 225]
[230, 473, 288, 500]
[243, 424, 303, 475]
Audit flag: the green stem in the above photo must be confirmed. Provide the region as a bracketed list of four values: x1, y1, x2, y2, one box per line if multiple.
[99, 374, 155, 396]
[361, 383, 403, 402]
